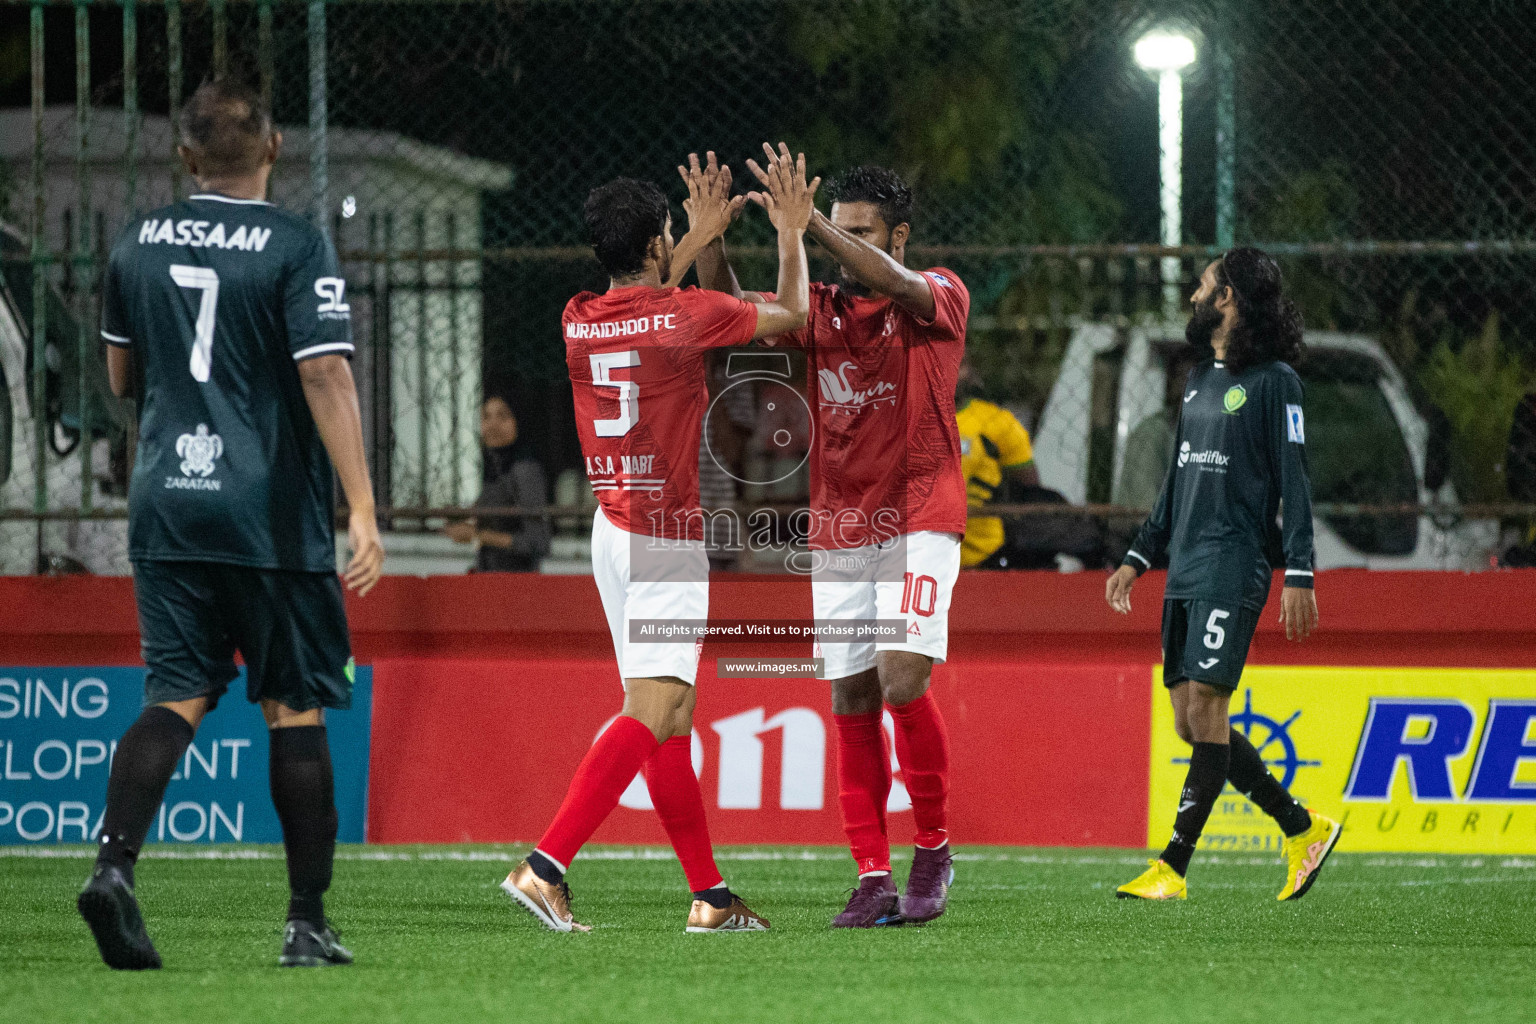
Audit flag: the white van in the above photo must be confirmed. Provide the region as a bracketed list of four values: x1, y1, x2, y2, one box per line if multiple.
[1032, 323, 1497, 570]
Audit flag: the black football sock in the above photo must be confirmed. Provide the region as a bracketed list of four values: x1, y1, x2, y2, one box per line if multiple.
[96, 705, 196, 884]
[1227, 728, 1312, 837]
[1161, 741, 1231, 877]
[693, 884, 733, 909]
[527, 850, 564, 885]
[269, 725, 337, 925]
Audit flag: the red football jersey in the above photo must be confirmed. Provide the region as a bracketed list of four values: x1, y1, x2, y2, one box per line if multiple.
[565, 285, 758, 539]
[781, 268, 969, 549]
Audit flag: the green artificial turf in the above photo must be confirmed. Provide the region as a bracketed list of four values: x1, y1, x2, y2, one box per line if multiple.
[2, 844, 1532, 1023]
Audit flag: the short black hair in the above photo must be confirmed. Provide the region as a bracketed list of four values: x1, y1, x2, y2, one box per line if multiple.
[180, 77, 271, 177]
[1215, 246, 1305, 371]
[827, 165, 914, 232]
[584, 178, 669, 278]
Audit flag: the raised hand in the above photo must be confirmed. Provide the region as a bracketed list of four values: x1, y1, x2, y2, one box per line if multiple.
[676, 150, 747, 244]
[745, 142, 820, 233]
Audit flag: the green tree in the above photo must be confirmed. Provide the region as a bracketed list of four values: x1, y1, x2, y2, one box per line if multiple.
[784, 0, 1119, 245]
[1419, 313, 1533, 503]
[1251, 160, 1368, 330]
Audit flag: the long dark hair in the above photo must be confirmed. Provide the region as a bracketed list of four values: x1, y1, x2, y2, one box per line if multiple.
[1215, 247, 1305, 371]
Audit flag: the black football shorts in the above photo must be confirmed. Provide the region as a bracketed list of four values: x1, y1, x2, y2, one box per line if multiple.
[132, 559, 353, 712]
[1160, 598, 1260, 691]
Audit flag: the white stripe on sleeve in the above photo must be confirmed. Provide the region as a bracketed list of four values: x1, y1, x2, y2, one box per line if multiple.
[292, 341, 356, 361]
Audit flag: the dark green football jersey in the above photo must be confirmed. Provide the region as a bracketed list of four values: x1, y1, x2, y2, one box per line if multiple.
[101, 192, 353, 572]
[1124, 358, 1315, 610]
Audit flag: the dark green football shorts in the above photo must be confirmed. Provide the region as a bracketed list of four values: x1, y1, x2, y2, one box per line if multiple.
[1161, 598, 1260, 691]
[132, 560, 353, 712]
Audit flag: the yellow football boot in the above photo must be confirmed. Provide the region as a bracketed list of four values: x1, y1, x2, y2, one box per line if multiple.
[1115, 859, 1188, 900]
[1277, 810, 1341, 901]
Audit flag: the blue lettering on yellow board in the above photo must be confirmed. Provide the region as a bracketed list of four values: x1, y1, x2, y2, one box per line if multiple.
[1345, 698, 1475, 800]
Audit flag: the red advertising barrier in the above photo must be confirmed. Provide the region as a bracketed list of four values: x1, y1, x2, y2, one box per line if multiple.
[3, 569, 1532, 849]
[365, 657, 1151, 847]
[6, 569, 1533, 666]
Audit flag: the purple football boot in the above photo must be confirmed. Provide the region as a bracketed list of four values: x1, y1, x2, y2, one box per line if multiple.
[898, 844, 954, 923]
[831, 874, 900, 928]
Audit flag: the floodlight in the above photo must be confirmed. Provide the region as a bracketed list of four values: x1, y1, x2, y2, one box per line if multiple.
[1134, 32, 1196, 72]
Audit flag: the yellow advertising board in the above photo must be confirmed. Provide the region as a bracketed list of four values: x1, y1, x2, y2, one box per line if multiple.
[1148, 666, 1536, 854]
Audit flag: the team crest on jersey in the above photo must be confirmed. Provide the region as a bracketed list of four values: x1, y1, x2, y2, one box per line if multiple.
[177, 424, 223, 477]
[1222, 385, 1248, 414]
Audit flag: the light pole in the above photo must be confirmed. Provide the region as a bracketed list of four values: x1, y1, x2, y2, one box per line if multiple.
[1134, 30, 1196, 322]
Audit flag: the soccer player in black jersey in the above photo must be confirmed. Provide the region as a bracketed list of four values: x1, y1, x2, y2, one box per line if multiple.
[77, 78, 383, 968]
[1105, 247, 1338, 902]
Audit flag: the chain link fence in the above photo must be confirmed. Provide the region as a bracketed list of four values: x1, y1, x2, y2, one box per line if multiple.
[1, 0, 1532, 575]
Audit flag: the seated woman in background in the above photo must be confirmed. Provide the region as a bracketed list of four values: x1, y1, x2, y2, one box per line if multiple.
[446, 395, 551, 572]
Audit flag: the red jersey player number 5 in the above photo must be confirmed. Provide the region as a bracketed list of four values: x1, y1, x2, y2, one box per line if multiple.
[564, 285, 759, 541]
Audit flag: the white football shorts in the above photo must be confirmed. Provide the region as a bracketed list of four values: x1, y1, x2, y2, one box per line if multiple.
[591, 508, 707, 686]
[810, 531, 961, 680]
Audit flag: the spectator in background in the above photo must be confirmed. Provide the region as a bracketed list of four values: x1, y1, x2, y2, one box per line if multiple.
[1115, 349, 1201, 513]
[955, 359, 1038, 568]
[1502, 391, 1536, 566]
[445, 395, 550, 572]
[1115, 403, 1179, 516]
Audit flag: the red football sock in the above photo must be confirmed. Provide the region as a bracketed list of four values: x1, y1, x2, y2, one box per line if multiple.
[834, 711, 892, 876]
[887, 691, 950, 849]
[536, 715, 659, 869]
[644, 735, 723, 893]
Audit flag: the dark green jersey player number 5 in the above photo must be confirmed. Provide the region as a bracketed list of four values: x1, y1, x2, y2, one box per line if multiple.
[1116, 359, 1317, 688]
[102, 194, 353, 572]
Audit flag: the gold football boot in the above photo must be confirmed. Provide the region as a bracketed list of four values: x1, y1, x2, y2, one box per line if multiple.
[500, 860, 591, 933]
[685, 892, 770, 933]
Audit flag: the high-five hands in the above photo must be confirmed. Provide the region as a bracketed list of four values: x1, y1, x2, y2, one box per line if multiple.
[676, 150, 746, 244]
[746, 142, 821, 233]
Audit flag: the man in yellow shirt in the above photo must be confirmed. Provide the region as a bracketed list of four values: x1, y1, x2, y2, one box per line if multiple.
[956, 389, 1039, 568]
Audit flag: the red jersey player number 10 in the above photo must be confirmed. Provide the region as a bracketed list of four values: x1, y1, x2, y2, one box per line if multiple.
[564, 285, 760, 541]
